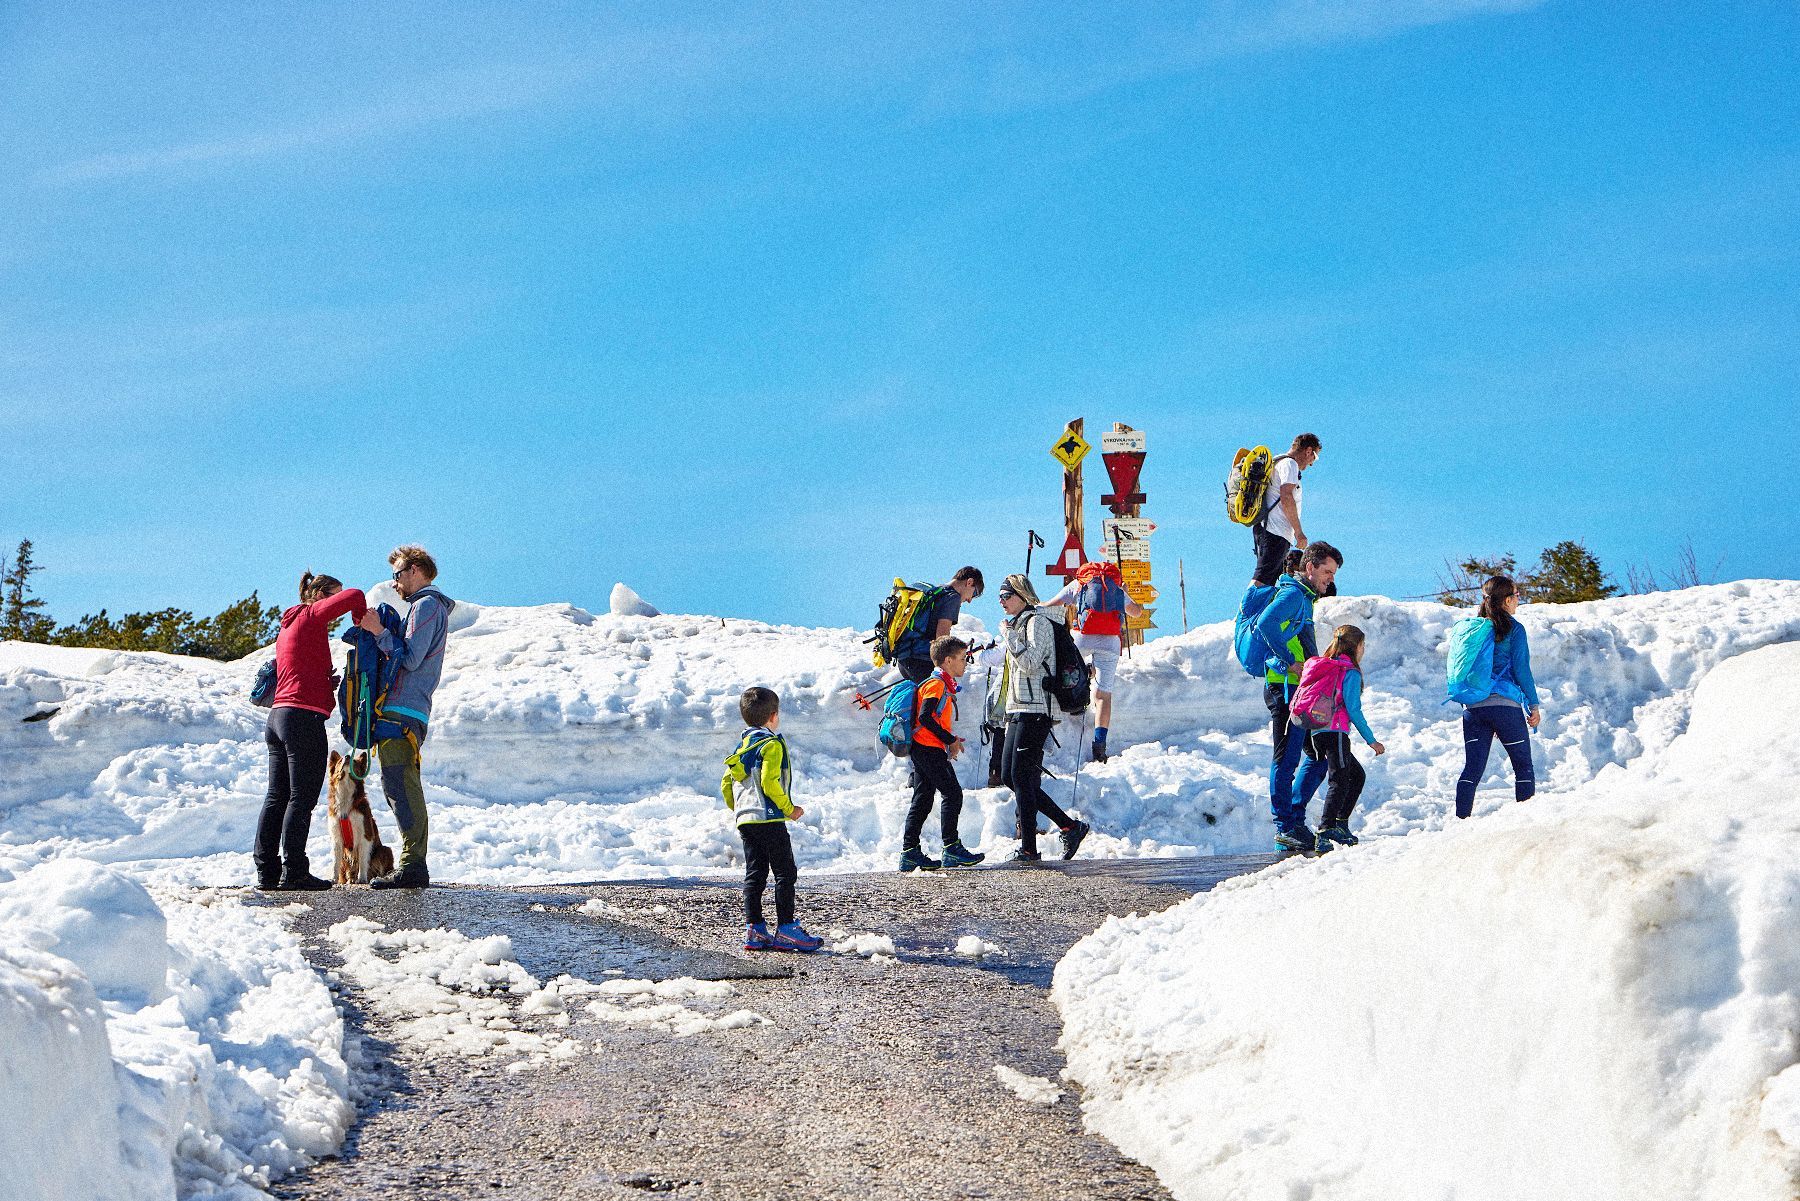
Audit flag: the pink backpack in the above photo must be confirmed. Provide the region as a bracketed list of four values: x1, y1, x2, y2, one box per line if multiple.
[1290, 655, 1351, 732]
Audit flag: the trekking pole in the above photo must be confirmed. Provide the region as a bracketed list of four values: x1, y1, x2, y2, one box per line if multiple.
[1113, 525, 1136, 658]
[1024, 529, 1046, 575]
[852, 678, 903, 711]
[1179, 559, 1189, 633]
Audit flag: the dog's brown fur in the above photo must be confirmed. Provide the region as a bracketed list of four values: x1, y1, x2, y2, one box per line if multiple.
[328, 750, 395, 885]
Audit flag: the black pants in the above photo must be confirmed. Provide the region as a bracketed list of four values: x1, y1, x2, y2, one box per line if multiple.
[905, 744, 965, 848]
[1302, 731, 1366, 829]
[898, 657, 934, 684]
[739, 822, 797, 927]
[255, 707, 328, 881]
[1003, 714, 1073, 856]
[1252, 523, 1291, 586]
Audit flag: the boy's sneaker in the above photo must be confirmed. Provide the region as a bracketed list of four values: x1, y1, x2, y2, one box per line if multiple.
[1091, 736, 1108, 764]
[1313, 829, 1336, 855]
[1059, 819, 1091, 861]
[772, 922, 823, 953]
[898, 847, 943, 873]
[744, 922, 776, 951]
[1320, 823, 1358, 847]
[1007, 849, 1043, 864]
[941, 841, 986, 869]
[1273, 827, 1317, 855]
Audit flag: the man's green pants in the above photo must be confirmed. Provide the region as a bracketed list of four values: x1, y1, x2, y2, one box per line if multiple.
[377, 735, 429, 870]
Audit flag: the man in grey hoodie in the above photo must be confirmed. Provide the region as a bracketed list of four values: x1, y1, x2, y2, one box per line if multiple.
[356, 543, 455, 889]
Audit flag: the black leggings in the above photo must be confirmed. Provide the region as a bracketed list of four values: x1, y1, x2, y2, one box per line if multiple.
[1302, 731, 1366, 829]
[254, 706, 328, 880]
[1003, 714, 1073, 856]
[739, 822, 797, 927]
[905, 744, 965, 848]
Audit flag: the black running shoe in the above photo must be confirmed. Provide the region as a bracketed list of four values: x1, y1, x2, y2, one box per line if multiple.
[1059, 819, 1090, 861]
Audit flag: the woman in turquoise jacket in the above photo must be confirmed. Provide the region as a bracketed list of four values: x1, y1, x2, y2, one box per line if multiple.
[1454, 576, 1543, 818]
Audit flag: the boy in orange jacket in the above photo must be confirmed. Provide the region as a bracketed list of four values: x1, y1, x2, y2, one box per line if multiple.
[899, 637, 985, 870]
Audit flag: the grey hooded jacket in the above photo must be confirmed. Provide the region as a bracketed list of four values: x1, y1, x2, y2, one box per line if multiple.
[375, 585, 456, 733]
[1003, 606, 1059, 717]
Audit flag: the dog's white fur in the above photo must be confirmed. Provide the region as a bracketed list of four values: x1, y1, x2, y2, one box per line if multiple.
[328, 750, 395, 885]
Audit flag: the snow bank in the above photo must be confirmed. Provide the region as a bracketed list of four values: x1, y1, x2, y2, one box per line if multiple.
[1052, 640, 1800, 1201]
[0, 861, 351, 1199]
[4, 582, 1800, 886]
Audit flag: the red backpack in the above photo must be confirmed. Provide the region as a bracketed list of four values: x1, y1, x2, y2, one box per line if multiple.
[1073, 563, 1129, 638]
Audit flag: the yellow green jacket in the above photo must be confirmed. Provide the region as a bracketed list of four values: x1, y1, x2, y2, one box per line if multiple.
[721, 728, 794, 826]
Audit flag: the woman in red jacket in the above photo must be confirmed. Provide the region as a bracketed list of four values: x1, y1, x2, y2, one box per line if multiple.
[253, 571, 367, 890]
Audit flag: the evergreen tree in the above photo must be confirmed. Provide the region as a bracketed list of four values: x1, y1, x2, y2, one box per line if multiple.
[1524, 540, 1619, 604]
[185, 593, 280, 659]
[1437, 554, 1518, 607]
[1, 540, 56, 642]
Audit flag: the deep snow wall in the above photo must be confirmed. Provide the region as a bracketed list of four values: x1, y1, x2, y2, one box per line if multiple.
[1051, 641, 1800, 1201]
[3, 582, 1800, 882]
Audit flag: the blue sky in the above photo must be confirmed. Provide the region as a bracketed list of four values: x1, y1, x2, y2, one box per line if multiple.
[3, 1, 1796, 637]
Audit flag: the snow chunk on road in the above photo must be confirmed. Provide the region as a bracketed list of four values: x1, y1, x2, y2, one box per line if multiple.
[954, 935, 1004, 959]
[993, 1065, 1063, 1106]
[1054, 641, 1800, 1201]
[829, 929, 898, 957]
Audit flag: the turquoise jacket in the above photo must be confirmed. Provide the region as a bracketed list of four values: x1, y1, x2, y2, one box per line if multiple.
[1249, 574, 1320, 686]
[1489, 624, 1541, 708]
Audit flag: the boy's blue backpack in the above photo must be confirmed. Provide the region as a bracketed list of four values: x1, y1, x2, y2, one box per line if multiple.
[250, 659, 278, 708]
[1446, 617, 1498, 704]
[1233, 584, 1278, 677]
[338, 604, 409, 760]
[878, 677, 919, 757]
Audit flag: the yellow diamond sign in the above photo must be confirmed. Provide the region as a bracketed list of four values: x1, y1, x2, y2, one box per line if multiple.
[1051, 427, 1091, 471]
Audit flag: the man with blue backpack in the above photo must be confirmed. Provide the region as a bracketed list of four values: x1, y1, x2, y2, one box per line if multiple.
[1046, 561, 1144, 763]
[352, 544, 455, 890]
[1236, 541, 1342, 853]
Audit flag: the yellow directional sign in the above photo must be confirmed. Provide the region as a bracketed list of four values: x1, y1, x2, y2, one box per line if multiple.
[1051, 426, 1091, 471]
[1119, 560, 1151, 584]
[1127, 608, 1157, 631]
[1126, 583, 1159, 604]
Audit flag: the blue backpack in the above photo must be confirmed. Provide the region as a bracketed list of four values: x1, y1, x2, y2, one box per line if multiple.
[1074, 571, 1129, 637]
[250, 659, 278, 707]
[1446, 617, 1497, 704]
[1233, 584, 1277, 677]
[878, 678, 919, 756]
[338, 604, 410, 758]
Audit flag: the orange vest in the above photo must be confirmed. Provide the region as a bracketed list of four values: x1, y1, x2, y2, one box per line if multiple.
[913, 672, 958, 750]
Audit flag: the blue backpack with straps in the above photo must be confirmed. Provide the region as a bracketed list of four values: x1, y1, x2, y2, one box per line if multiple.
[878, 678, 919, 757]
[1233, 584, 1277, 677]
[338, 604, 409, 759]
[1446, 617, 1498, 704]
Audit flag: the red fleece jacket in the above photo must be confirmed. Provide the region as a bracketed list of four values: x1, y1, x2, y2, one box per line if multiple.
[272, 589, 368, 716]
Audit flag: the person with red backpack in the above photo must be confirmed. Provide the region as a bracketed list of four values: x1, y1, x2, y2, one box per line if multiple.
[1045, 561, 1143, 763]
[1290, 625, 1386, 854]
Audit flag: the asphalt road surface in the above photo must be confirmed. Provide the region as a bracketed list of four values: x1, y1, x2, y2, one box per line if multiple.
[261, 854, 1275, 1201]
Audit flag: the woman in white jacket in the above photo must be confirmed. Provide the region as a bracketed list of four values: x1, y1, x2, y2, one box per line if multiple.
[997, 574, 1090, 862]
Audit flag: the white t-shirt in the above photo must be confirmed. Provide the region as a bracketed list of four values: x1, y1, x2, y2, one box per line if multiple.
[1262, 456, 1303, 543]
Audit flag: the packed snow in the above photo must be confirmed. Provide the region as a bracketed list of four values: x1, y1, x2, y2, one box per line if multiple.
[8, 580, 1800, 888]
[7, 580, 1800, 1200]
[1052, 639, 1800, 1200]
[993, 1064, 1064, 1106]
[0, 858, 351, 1201]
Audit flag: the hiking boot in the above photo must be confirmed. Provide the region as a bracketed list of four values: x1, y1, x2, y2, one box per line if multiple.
[1059, 819, 1091, 861]
[370, 863, 430, 890]
[986, 766, 1004, 789]
[1273, 827, 1317, 855]
[941, 841, 986, 869]
[1320, 823, 1358, 847]
[772, 922, 823, 953]
[253, 866, 282, 892]
[743, 922, 777, 952]
[1313, 829, 1336, 855]
[1007, 849, 1043, 864]
[278, 871, 333, 892]
[1091, 736, 1108, 764]
[898, 847, 943, 873]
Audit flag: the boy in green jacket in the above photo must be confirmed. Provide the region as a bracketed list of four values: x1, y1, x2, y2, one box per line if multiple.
[722, 687, 822, 952]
